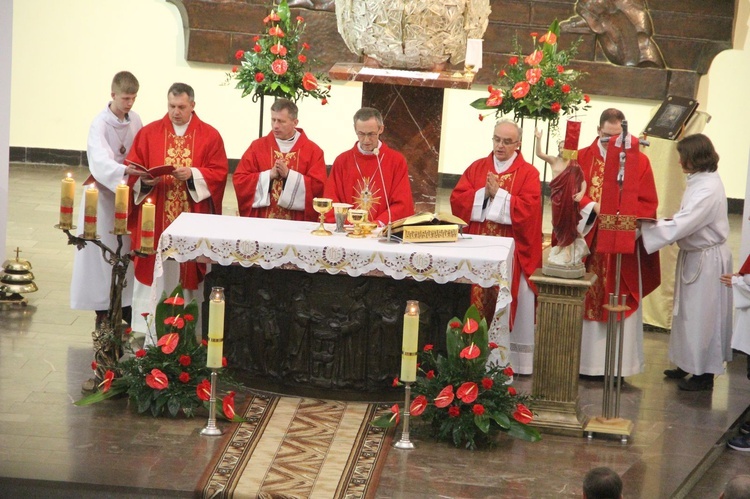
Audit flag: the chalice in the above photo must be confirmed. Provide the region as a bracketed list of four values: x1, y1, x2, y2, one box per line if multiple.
[311, 197, 333, 236]
[347, 209, 367, 238]
[332, 203, 353, 233]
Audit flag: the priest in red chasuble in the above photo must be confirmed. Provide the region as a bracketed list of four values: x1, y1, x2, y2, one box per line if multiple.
[450, 120, 542, 374]
[324, 107, 414, 225]
[126, 83, 228, 342]
[576, 108, 660, 377]
[233, 99, 326, 221]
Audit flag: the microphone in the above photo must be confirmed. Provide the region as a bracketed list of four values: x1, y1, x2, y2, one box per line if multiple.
[373, 145, 394, 242]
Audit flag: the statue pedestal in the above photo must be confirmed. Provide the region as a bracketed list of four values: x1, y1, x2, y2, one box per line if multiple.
[329, 63, 474, 213]
[529, 269, 596, 436]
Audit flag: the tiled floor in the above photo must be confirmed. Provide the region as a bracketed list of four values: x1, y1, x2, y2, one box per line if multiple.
[1, 164, 749, 498]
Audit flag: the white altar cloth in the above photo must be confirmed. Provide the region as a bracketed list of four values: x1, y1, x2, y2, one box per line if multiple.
[154, 213, 515, 366]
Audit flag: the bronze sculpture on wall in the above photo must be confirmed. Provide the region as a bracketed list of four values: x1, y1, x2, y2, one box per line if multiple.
[288, 0, 335, 10]
[561, 0, 665, 68]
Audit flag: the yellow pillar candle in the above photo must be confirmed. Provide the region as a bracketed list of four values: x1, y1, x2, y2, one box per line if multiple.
[206, 287, 226, 369]
[59, 173, 75, 228]
[83, 184, 99, 239]
[140, 199, 155, 253]
[114, 182, 129, 235]
[400, 300, 420, 382]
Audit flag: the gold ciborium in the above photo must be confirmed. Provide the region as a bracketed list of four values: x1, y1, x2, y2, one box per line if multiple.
[347, 209, 368, 238]
[311, 198, 333, 236]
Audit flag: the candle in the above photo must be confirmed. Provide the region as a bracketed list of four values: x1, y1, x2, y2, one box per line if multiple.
[83, 184, 99, 239]
[59, 173, 75, 228]
[140, 198, 155, 253]
[206, 287, 225, 369]
[114, 182, 129, 235]
[400, 300, 420, 382]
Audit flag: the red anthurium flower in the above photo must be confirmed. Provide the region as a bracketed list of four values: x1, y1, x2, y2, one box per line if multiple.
[426, 370, 435, 379]
[561, 84, 571, 93]
[253, 35, 260, 42]
[164, 294, 184, 306]
[526, 68, 542, 85]
[485, 89, 503, 107]
[392, 377, 400, 387]
[423, 344, 434, 352]
[268, 26, 285, 38]
[255, 72, 265, 83]
[91, 361, 97, 370]
[271, 59, 288, 76]
[135, 349, 146, 358]
[530, 32, 538, 38]
[511, 81, 530, 99]
[234, 49, 244, 60]
[296, 15, 304, 22]
[196, 379, 211, 401]
[410, 395, 427, 416]
[508, 386, 517, 396]
[164, 316, 185, 329]
[551, 102, 562, 113]
[434, 385, 455, 408]
[472, 404, 485, 416]
[460, 343, 481, 360]
[499, 69, 507, 77]
[179, 355, 191, 367]
[157, 333, 179, 354]
[223, 391, 236, 419]
[489, 342, 499, 349]
[513, 403, 533, 424]
[298, 54, 307, 63]
[99, 370, 115, 392]
[269, 11, 280, 21]
[509, 56, 519, 65]
[253, 44, 262, 53]
[222, 357, 228, 367]
[584, 94, 591, 103]
[270, 43, 287, 56]
[390, 403, 401, 425]
[124, 327, 132, 335]
[448, 406, 460, 417]
[540, 31, 557, 44]
[302, 42, 311, 50]
[481, 377, 493, 390]
[263, 15, 270, 23]
[544, 77, 555, 87]
[524, 50, 543, 66]
[556, 65, 564, 73]
[145, 368, 169, 390]
[179, 372, 190, 383]
[462, 318, 479, 334]
[184, 313, 194, 322]
[457, 382, 479, 403]
[503, 366, 514, 377]
[487, 84, 494, 93]
[302, 72, 318, 91]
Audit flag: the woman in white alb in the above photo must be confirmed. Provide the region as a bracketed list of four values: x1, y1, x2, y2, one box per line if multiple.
[640, 133, 733, 391]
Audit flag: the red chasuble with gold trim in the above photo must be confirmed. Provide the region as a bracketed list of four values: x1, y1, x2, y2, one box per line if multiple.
[126, 113, 228, 289]
[233, 130, 326, 221]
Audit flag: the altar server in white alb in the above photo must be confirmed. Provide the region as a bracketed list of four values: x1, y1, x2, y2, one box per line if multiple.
[70, 71, 144, 328]
[722, 254, 750, 377]
[641, 133, 733, 391]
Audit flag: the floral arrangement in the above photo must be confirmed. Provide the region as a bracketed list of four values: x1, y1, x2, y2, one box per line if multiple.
[374, 306, 540, 450]
[76, 285, 243, 421]
[471, 20, 590, 127]
[228, 0, 331, 104]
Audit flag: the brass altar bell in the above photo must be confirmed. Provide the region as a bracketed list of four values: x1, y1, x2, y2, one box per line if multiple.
[0, 248, 38, 305]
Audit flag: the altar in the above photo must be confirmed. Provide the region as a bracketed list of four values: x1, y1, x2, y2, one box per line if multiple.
[155, 213, 513, 392]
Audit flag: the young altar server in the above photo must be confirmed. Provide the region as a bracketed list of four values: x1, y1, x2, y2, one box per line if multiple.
[233, 98, 326, 220]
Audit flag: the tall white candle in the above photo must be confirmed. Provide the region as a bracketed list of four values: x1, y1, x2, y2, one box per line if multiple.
[59, 173, 75, 228]
[400, 300, 420, 382]
[114, 182, 129, 235]
[83, 184, 99, 239]
[206, 287, 225, 369]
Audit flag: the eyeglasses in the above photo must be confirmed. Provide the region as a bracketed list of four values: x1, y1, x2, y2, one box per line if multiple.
[356, 131, 380, 139]
[492, 137, 519, 146]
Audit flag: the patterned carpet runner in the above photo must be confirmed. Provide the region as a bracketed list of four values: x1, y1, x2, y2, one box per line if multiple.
[198, 395, 394, 498]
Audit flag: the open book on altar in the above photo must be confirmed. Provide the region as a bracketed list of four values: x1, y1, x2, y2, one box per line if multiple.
[125, 160, 175, 178]
[388, 212, 467, 243]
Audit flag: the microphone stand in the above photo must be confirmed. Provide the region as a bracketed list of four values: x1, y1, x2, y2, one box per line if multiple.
[375, 145, 398, 244]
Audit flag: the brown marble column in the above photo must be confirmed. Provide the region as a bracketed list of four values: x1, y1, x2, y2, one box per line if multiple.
[529, 269, 596, 436]
[329, 63, 474, 214]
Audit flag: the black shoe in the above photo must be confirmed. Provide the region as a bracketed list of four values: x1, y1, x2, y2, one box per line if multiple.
[740, 421, 750, 435]
[678, 374, 714, 391]
[579, 374, 605, 381]
[728, 434, 750, 451]
[664, 367, 689, 379]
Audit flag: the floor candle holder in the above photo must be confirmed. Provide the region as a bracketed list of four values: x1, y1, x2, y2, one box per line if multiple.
[394, 382, 415, 450]
[200, 369, 224, 436]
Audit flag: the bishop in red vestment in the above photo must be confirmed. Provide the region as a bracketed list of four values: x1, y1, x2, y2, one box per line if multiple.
[450, 120, 542, 373]
[577, 108, 660, 376]
[324, 107, 414, 225]
[233, 99, 326, 221]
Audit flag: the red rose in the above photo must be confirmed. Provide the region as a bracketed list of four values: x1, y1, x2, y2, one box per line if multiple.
[448, 406, 460, 418]
[509, 56, 518, 65]
[321, 98, 328, 105]
[201, 339, 208, 347]
[424, 344, 434, 352]
[196, 379, 211, 401]
[234, 49, 244, 60]
[435, 385, 455, 408]
[271, 59, 288, 76]
[544, 77, 555, 87]
[253, 36, 260, 42]
[508, 386, 517, 396]
[481, 377, 493, 390]
[556, 65, 564, 73]
[513, 403, 533, 424]
[302, 72, 318, 91]
[157, 332, 179, 354]
[253, 44, 262, 53]
[135, 349, 146, 358]
[302, 42, 311, 50]
[91, 361, 97, 370]
[457, 382, 478, 403]
[223, 391, 237, 419]
[478, 114, 484, 122]
[410, 395, 427, 416]
[99, 370, 115, 392]
[472, 404, 485, 416]
[392, 377, 400, 387]
[488, 342, 499, 349]
[503, 366, 514, 376]
[179, 372, 190, 383]
[511, 81, 530, 99]
[584, 94, 591, 103]
[184, 313, 194, 322]
[164, 295, 184, 306]
[551, 102, 561, 113]
[145, 368, 169, 390]
[561, 84, 571, 94]
[298, 54, 307, 63]
[140, 312, 149, 318]
[179, 355, 191, 367]
[255, 72, 265, 83]
[426, 370, 435, 379]
[459, 343, 480, 360]
[449, 321, 461, 329]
